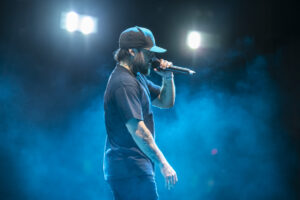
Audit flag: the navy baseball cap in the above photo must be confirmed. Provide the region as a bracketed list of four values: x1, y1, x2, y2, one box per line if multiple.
[119, 26, 167, 53]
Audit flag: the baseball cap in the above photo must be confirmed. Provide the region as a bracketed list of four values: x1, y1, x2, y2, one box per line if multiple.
[119, 26, 167, 53]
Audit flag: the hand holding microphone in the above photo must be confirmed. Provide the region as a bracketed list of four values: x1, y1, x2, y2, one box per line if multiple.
[151, 57, 196, 75]
[152, 58, 174, 79]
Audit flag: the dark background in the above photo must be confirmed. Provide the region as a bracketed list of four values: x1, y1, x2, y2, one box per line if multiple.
[0, 0, 299, 199]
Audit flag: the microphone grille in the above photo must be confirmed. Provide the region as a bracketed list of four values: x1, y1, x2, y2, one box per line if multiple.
[150, 57, 160, 68]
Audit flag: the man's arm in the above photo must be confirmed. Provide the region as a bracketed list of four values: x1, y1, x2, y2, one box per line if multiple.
[152, 74, 175, 109]
[126, 118, 178, 189]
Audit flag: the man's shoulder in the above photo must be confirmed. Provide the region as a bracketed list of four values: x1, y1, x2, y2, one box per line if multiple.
[107, 66, 139, 92]
[111, 74, 138, 87]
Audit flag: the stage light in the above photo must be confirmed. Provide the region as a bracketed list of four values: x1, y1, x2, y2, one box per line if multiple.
[65, 12, 79, 32]
[80, 16, 96, 35]
[61, 11, 97, 35]
[187, 31, 201, 49]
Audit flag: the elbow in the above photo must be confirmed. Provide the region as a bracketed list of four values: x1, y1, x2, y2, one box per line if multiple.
[153, 97, 175, 109]
[162, 100, 175, 109]
[167, 104, 175, 109]
[167, 101, 175, 108]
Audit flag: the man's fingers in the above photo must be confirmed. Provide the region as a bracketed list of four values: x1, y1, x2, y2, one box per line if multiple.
[165, 179, 167, 189]
[172, 174, 177, 185]
[165, 174, 177, 190]
[161, 60, 167, 69]
[165, 176, 171, 190]
[170, 176, 175, 186]
[166, 178, 170, 190]
[159, 59, 172, 69]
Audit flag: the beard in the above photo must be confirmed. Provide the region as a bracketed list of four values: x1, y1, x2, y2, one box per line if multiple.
[129, 53, 151, 76]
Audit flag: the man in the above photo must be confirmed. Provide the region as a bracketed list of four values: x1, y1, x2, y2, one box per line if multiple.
[103, 26, 178, 200]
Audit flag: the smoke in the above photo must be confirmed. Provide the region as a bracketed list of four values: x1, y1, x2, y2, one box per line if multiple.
[152, 38, 297, 200]
[0, 36, 298, 200]
[0, 44, 112, 199]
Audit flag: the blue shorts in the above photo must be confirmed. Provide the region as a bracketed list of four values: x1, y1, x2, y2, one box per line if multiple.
[107, 175, 159, 200]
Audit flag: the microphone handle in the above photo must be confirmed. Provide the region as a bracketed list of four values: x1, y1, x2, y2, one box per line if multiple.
[164, 65, 196, 75]
[151, 58, 196, 75]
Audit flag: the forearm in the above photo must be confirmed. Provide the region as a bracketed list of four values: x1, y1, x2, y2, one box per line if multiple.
[126, 119, 178, 189]
[159, 74, 175, 108]
[129, 120, 168, 167]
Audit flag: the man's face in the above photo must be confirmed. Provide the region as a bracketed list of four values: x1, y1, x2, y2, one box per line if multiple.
[130, 48, 155, 76]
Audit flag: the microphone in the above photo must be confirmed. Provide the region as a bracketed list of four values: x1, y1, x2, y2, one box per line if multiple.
[150, 57, 196, 75]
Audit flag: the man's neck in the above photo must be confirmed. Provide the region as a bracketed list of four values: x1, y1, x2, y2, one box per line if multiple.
[119, 62, 131, 71]
[119, 61, 136, 76]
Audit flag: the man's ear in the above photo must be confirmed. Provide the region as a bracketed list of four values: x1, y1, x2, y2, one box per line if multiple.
[129, 48, 138, 56]
[128, 49, 135, 56]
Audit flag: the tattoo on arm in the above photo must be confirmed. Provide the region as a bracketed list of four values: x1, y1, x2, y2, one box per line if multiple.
[126, 119, 168, 166]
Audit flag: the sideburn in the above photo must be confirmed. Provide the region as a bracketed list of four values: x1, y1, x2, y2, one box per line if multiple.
[129, 52, 148, 76]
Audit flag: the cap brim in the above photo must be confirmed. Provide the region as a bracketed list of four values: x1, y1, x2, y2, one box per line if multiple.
[150, 46, 167, 53]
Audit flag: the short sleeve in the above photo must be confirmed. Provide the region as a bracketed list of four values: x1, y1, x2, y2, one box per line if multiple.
[147, 79, 161, 101]
[114, 85, 143, 123]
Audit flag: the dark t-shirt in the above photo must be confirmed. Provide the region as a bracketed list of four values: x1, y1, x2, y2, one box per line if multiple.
[103, 64, 161, 180]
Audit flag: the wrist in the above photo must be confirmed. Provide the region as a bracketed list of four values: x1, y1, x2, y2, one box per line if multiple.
[159, 161, 169, 168]
[163, 73, 174, 80]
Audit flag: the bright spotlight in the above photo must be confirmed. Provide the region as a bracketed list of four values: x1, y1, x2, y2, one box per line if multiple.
[187, 31, 201, 49]
[65, 12, 79, 32]
[80, 16, 96, 35]
[61, 11, 97, 35]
